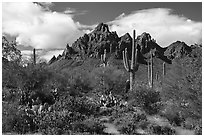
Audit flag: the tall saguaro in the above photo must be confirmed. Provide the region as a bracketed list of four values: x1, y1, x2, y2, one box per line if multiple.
[163, 62, 166, 78]
[147, 51, 153, 88]
[150, 50, 153, 88]
[33, 48, 36, 65]
[123, 30, 139, 91]
[101, 49, 108, 67]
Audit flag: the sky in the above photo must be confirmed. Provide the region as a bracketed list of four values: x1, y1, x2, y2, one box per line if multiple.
[2, 2, 202, 61]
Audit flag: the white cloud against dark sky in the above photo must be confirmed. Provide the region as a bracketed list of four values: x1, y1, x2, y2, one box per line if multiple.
[109, 8, 202, 46]
[2, 2, 202, 61]
[2, 2, 88, 49]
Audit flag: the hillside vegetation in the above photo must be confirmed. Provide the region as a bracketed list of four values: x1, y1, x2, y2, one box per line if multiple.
[2, 23, 202, 135]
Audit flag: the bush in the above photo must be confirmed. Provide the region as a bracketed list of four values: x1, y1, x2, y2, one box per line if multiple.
[90, 66, 126, 96]
[72, 117, 104, 134]
[131, 87, 162, 115]
[34, 95, 100, 134]
[2, 102, 37, 134]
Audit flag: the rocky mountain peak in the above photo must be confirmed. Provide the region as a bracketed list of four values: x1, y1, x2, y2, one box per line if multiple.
[48, 55, 57, 64]
[164, 41, 192, 60]
[120, 33, 132, 42]
[71, 23, 119, 58]
[136, 32, 161, 54]
[137, 32, 152, 42]
[93, 22, 110, 33]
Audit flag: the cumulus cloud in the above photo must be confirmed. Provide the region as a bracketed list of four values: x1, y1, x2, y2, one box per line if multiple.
[21, 49, 64, 62]
[2, 2, 91, 49]
[108, 8, 202, 47]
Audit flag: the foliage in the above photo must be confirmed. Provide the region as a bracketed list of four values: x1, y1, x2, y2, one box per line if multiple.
[131, 87, 162, 115]
[2, 37, 202, 135]
[90, 66, 126, 96]
[2, 36, 21, 62]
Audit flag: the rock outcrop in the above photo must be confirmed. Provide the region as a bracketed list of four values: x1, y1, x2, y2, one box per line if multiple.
[48, 55, 57, 64]
[71, 23, 120, 58]
[164, 41, 192, 60]
[61, 44, 76, 59]
[2, 36, 21, 62]
[48, 23, 193, 65]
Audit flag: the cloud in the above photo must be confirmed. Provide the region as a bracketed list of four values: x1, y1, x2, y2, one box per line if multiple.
[2, 2, 90, 49]
[64, 7, 87, 16]
[108, 8, 202, 47]
[21, 49, 64, 62]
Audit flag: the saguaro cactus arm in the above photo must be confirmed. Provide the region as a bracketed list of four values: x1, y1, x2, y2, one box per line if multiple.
[150, 50, 153, 88]
[131, 30, 136, 71]
[133, 44, 139, 71]
[163, 62, 166, 77]
[101, 49, 108, 67]
[122, 30, 139, 91]
[33, 48, 36, 65]
[122, 48, 130, 72]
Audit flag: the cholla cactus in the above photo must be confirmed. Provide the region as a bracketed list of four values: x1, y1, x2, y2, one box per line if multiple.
[122, 30, 139, 91]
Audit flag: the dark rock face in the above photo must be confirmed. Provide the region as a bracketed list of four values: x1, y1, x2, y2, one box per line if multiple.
[56, 54, 62, 60]
[62, 44, 76, 59]
[2, 36, 21, 62]
[48, 23, 193, 65]
[164, 41, 192, 60]
[136, 32, 165, 55]
[71, 23, 120, 58]
[48, 55, 57, 64]
[115, 33, 132, 59]
[135, 32, 171, 64]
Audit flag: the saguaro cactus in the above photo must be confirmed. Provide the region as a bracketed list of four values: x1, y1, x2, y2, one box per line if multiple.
[156, 72, 158, 81]
[163, 62, 166, 78]
[122, 30, 139, 91]
[101, 49, 108, 67]
[110, 44, 112, 53]
[147, 51, 153, 88]
[33, 48, 36, 65]
[150, 50, 153, 88]
[147, 62, 151, 87]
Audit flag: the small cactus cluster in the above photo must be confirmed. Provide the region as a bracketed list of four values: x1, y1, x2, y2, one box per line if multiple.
[122, 30, 139, 91]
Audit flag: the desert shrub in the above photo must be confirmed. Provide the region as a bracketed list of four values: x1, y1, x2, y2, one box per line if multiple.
[2, 102, 37, 134]
[34, 95, 100, 134]
[194, 119, 202, 135]
[2, 102, 19, 133]
[148, 124, 175, 135]
[114, 110, 148, 135]
[130, 87, 161, 115]
[90, 66, 126, 96]
[160, 102, 184, 126]
[21, 65, 53, 91]
[161, 49, 202, 124]
[160, 84, 201, 126]
[2, 60, 24, 89]
[35, 110, 80, 134]
[2, 88, 20, 103]
[61, 68, 93, 97]
[72, 117, 104, 134]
